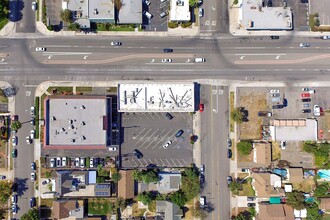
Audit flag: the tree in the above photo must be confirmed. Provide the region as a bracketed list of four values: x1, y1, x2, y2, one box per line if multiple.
[11, 121, 21, 131]
[191, 202, 207, 218]
[21, 208, 39, 220]
[229, 180, 243, 196]
[181, 167, 200, 201]
[314, 183, 329, 197]
[60, 9, 72, 23]
[132, 169, 143, 181]
[237, 141, 253, 155]
[111, 172, 122, 183]
[0, 181, 12, 204]
[45, 171, 52, 178]
[142, 170, 158, 183]
[307, 203, 322, 220]
[189, 0, 198, 7]
[115, 197, 126, 210]
[170, 190, 187, 207]
[68, 22, 80, 31]
[231, 108, 244, 123]
[136, 191, 153, 205]
[286, 191, 306, 210]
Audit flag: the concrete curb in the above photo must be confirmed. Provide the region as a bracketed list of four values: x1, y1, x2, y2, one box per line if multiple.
[0, 22, 16, 37]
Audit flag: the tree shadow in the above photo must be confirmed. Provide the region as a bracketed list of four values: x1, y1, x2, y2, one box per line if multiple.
[9, 0, 24, 22]
[13, 177, 29, 197]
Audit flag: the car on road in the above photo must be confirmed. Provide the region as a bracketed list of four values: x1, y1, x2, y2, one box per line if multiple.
[12, 204, 18, 214]
[163, 140, 172, 149]
[165, 113, 173, 120]
[56, 157, 62, 167]
[75, 157, 80, 167]
[80, 157, 85, 168]
[50, 158, 55, 167]
[30, 197, 36, 207]
[35, 47, 46, 52]
[199, 103, 204, 112]
[227, 176, 233, 186]
[110, 41, 122, 46]
[26, 136, 32, 144]
[227, 138, 232, 148]
[301, 93, 310, 98]
[247, 203, 256, 207]
[247, 196, 255, 201]
[280, 141, 286, 149]
[62, 157, 67, 167]
[11, 136, 17, 146]
[323, 36, 330, 40]
[11, 149, 17, 158]
[301, 98, 311, 102]
[272, 104, 284, 109]
[163, 48, 173, 53]
[300, 43, 310, 48]
[314, 105, 321, 116]
[258, 111, 272, 117]
[195, 58, 206, 62]
[198, 8, 203, 17]
[200, 196, 206, 207]
[31, 162, 36, 171]
[31, 172, 36, 182]
[200, 164, 205, 175]
[302, 109, 311, 113]
[133, 149, 143, 159]
[175, 130, 184, 138]
[30, 130, 35, 139]
[32, 2, 37, 11]
[42, 179, 51, 185]
[162, 59, 172, 63]
[11, 194, 18, 204]
[270, 36, 279, 40]
[108, 146, 117, 151]
[227, 149, 232, 158]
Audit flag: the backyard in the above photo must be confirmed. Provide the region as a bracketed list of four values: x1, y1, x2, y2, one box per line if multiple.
[88, 198, 116, 216]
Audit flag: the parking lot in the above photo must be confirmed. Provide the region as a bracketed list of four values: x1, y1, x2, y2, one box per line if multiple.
[143, 0, 169, 31]
[45, 0, 62, 26]
[287, 0, 309, 30]
[120, 112, 193, 168]
[310, 0, 330, 26]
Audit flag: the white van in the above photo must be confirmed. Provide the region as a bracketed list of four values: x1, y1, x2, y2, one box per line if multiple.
[314, 105, 321, 116]
[195, 58, 206, 62]
[143, 11, 153, 19]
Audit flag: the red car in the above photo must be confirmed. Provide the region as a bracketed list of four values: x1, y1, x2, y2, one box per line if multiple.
[301, 93, 310, 98]
[199, 104, 204, 112]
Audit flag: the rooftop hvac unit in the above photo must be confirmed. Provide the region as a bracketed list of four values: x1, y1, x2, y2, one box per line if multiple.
[80, 105, 85, 109]
[51, 116, 56, 121]
[68, 119, 73, 124]
[69, 125, 74, 129]
[80, 121, 85, 126]
[70, 139, 75, 143]
[60, 128, 65, 132]
[80, 136, 86, 141]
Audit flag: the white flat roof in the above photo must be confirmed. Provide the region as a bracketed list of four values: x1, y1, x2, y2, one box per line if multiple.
[239, 0, 292, 30]
[270, 119, 318, 141]
[118, 83, 195, 112]
[170, 0, 190, 21]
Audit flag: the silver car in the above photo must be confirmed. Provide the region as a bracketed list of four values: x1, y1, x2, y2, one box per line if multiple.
[162, 59, 172, 63]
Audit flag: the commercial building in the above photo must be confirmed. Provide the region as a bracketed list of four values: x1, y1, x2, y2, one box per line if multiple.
[169, 0, 190, 22]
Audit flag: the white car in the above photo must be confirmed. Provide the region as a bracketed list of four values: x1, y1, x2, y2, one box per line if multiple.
[270, 89, 280, 94]
[32, 2, 37, 11]
[110, 41, 122, 46]
[143, 11, 153, 19]
[280, 141, 286, 149]
[162, 59, 172, 63]
[50, 158, 55, 167]
[30, 130, 35, 139]
[299, 43, 310, 48]
[26, 136, 32, 144]
[163, 140, 172, 149]
[314, 105, 321, 116]
[30, 106, 35, 116]
[80, 157, 85, 168]
[35, 47, 46, 52]
[90, 158, 94, 168]
[200, 196, 206, 207]
[62, 157, 67, 167]
[199, 8, 203, 17]
[145, 0, 151, 5]
[108, 147, 117, 151]
[11, 136, 17, 146]
[323, 35, 330, 40]
[31, 172, 36, 182]
[75, 157, 80, 167]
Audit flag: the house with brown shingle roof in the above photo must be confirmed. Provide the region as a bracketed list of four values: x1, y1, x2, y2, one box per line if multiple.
[252, 173, 284, 198]
[320, 198, 330, 210]
[288, 168, 303, 184]
[256, 204, 294, 220]
[52, 200, 84, 220]
[253, 142, 272, 166]
[118, 170, 135, 199]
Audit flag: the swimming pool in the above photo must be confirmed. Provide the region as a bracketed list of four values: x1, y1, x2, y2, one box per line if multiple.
[318, 169, 330, 180]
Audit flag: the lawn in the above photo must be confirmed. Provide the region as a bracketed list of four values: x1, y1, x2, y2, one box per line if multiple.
[106, 87, 118, 93]
[238, 178, 255, 197]
[229, 92, 235, 132]
[47, 87, 73, 95]
[0, 18, 8, 31]
[88, 198, 115, 215]
[0, 89, 8, 103]
[76, 87, 92, 93]
[0, 140, 7, 168]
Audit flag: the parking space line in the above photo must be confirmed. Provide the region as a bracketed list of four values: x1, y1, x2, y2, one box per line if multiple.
[137, 129, 160, 148]
[134, 128, 153, 144]
[159, 158, 166, 166]
[170, 158, 176, 166]
[149, 129, 167, 149]
[133, 128, 147, 139]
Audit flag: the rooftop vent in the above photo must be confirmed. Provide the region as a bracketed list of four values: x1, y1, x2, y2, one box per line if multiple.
[80, 105, 85, 109]
[60, 128, 65, 132]
[93, 9, 98, 15]
[67, 119, 73, 124]
[51, 116, 56, 121]
[80, 121, 85, 126]
[80, 136, 86, 141]
[70, 139, 75, 143]
[69, 125, 74, 130]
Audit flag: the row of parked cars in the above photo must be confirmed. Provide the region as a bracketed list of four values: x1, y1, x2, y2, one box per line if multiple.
[50, 157, 109, 168]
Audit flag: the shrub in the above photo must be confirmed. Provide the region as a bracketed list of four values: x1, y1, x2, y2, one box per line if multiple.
[168, 21, 179, 28]
[237, 140, 253, 155]
[181, 22, 192, 28]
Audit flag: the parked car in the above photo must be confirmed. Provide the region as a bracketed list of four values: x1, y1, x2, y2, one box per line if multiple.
[31, 2, 37, 11]
[227, 149, 232, 158]
[199, 104, 204, 112]
[280, 141, 286, 149]
[143, 11, 153, 19]
[270, 36, 279, 39]
[175, 130, 184, 138]
[301, 93, 310, 98]
[314, 105, 321, 116]
[227, 176, 233, 186]
[258, 111, 272, 117]
[110, 41, 122, 46]
[12, 204, 18, 214]
[11, 149, 17, 158]
[200, 164, 205, 175]
[31, 162, 36, 171]
[30, 107, 35, 116]
[270, 89, 280, 94]
[283, 98, 288, 107]
[198, 8, 203, 17]
[162, 58, 172, 63]
[247, 196, 255, 201]
[35, 47, 45, 52]
[163, 48, 173, 53]
[301, 98, 311, 102]
[303, 103, 311, 108]
[56, 157, 62, 167]
[31, 172, 36, 182]
[200, 196, 206, 207]
[247, 203, 256, 207]
[30, 130, 35, 139]
[300, 43, 310, 48]
[80, 157, 85, 168]
[144, 0, 151, 5]
[133, 149, 143, 159]
[272, 104, 284, 109]
[11, 136, 17, 146]
[11, 194, 18, 204]
[50, 158, 55, 167]
[302, 109, 311, 113]
[26, 136, 32, 144]
[271, 93, 280, 97]
[42, 179, 51, 185]
[30, 197, 36, 208]
[241, 168, 250, 173]
[62, 157, 67, 167]
[302, 87, 310, 91]
[30, 118, 35, 126]
[90, 158, 94, 168]
[227, 138, 232, 148]
[165, 113, 173, 120]
[159, 11, 169, 18]
[323, 35, 330, 40]
[163, 140, 172, 149]
[108, 146, 117, 151]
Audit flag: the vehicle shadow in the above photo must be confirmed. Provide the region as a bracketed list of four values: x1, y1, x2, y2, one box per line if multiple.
[9, 0, 24, 22]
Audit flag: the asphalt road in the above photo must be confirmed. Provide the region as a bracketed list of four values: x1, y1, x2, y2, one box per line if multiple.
[15, 0, 36, 33]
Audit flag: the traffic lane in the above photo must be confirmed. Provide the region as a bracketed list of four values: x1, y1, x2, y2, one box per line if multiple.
[16, 0, 36, 33]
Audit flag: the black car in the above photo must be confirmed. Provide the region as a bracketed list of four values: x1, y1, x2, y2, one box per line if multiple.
[247, 203, 256, 207]
[175, 130, 184, 138]
[31, 162, 36, 171]
[283, 98, 288, 107]
[272, 104, 284, 109]
[133, 149, 143, 159]
[247, 196, 255, 201]
[93, 158, 100, 166]
[99, 158, 105, 165]
[165, 113, 173, 120]
[30, 197, 36, 208]
[270, 36, 280, 40]
[301, 98, 311, 102]
[30, 118, 35, 126]
[227, 139, 232, 148]
[227, 149, 232, 158]
[227, 176, 233, 186]
[163, 48, 173, 53]
[302, 109, 311, 113]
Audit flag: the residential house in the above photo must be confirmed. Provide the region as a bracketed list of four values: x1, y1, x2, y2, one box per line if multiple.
[253, 142, 271, 166]
[118, 170, 135, 199]
[256, 204, 294, 220]
[156, 201, 183, 220]
[287, 168, 303, 184]
[252, 173, 284, 198]
[52, 200, 84, 219]
[169, 0, 190, 22]
[320, 198, 330, 210]
[158, 172, 181, 194]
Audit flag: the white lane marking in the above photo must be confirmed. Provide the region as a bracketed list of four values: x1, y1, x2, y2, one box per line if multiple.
[234, 47, 266, 49]
[26, 91, 31, 96]
[24, 85, 38, 87]
[43, 45, 72, 47]
[235, 53, 286, 55]
[146, 63, 195, 65]
[43, 52, 92, 55]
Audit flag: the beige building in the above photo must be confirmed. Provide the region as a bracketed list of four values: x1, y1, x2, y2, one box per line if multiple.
[253, 142, 271, 166]
[256, 204, 294, 220]
[252, 173, 284, 198]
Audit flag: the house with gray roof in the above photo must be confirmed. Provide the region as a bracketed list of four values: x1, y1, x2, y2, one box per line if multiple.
[156, 201, 183, 220]
[157, 172, 181, 194]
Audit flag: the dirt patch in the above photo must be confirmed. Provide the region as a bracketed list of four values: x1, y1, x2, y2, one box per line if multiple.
[272, 142, 281, 161]
[237, 150, 253, 163]
[238, 92, 268, 140]
[318, 112, 330, 140]
[293, 177, 316, 192]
